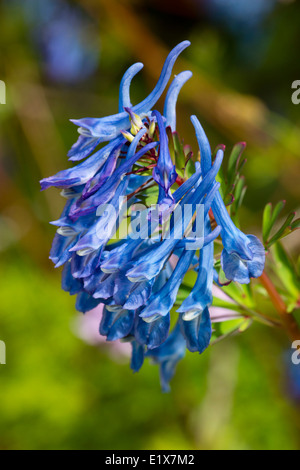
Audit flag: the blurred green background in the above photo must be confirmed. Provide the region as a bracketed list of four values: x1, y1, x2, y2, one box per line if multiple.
[0, 0, 299, 450]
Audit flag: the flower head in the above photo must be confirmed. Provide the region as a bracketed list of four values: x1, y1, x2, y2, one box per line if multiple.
[41, 41, 265, 391]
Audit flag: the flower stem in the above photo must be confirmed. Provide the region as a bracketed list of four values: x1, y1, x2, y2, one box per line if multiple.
[260, 271, 300, 341]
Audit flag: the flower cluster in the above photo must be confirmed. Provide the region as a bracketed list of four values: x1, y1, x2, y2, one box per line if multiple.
[41, 41, 265, 391]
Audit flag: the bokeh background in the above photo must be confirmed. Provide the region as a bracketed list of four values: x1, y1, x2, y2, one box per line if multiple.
[0, 0, 299, 450]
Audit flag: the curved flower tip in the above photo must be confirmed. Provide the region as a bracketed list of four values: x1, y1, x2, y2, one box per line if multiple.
[190, 114, 212, 174]
[221, 234, 265, 284]
[119, 62, 144, 112]
[163, 70, 193, 131]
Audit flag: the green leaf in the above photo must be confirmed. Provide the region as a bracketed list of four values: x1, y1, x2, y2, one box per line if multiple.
[166, 127, 176, 164]
[267, 211, 296, 247]
[272, 243, 300, 301]
[262, 203, 273, 244]
[172, 132, 186, 174]
[227, 142, 246, 187]
[184, 155, 195, 179]
[270, 200, 286, 228]
[231, 176, 247, 223]
[291, 218, 300, 231]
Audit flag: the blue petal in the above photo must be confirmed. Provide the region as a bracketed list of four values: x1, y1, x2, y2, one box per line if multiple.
[40, 136, 124, 189]
[80, 140, 125, 199]
[177, 233, 214, 318]
[70, 181, 127, 252]
[83, 267, 107, 293]
[130, 340, 144, 372]
[75, 291, 102, 313]
[135, 313, 170, 350]
[93, 272, 117, 300]
[180, 307, 212, 353]
[68, 134, 101, 162]
[113, 272, 135, 306]
[139, 249, 195, 319]
[123, 279, 154, 310]
[163, 71, 192, 131]
[152, 110, 177, 195]
[61, 261, 83, 295]
[49, 232, 78, 267]
[119, 62, 144, 112]
[99, 307, 135, 341]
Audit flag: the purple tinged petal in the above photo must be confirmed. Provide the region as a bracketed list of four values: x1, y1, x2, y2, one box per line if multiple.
[67, 134, 101, 162]
[83, 268, 106, 294]
[80, 141, 125, 200]
[68, 131, 157, 219]
[71, 250, 102, 280]
[40, 136, 125, 190]
[152, 110, 177, 195]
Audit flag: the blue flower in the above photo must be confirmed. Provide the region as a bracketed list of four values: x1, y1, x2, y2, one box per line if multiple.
[41, 41, 266, 391]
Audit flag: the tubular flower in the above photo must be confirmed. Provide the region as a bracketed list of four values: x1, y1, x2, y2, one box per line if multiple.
[41, 41, 265, 391]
